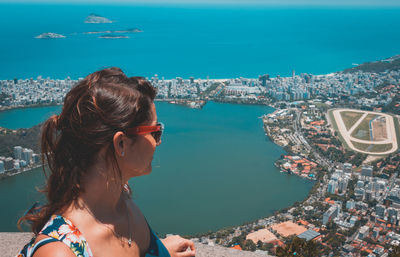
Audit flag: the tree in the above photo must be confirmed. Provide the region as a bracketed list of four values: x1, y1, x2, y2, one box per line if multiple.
[389, 245, 400, 257]
[276, 237, 318, 257]
[242, 239, 257, 251]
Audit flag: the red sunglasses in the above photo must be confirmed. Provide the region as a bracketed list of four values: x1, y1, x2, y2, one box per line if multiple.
[126, 122, 164, 144]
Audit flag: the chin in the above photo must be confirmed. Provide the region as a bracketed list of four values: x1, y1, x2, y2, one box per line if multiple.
[143, 164, 152, 175]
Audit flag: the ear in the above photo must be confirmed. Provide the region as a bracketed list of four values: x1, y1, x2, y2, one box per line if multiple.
[113, 131, 125, 157]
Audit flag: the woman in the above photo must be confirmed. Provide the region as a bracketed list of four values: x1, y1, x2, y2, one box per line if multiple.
[17, 68, 196, 257]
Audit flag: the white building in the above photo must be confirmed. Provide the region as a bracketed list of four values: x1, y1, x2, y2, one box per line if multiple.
[14, 146, 22, 160]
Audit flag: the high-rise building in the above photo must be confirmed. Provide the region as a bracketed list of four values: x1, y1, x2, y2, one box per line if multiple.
[14, 146, 22, 160]
[323, 204, 340, 225]
[355, 188, 365, 200]
[358, 226, 369, 240]
[32, 154, 40, 164]
[365, 190, 373, 202]
[338, 178, 348, 193]
[388, 207, 399, 224]
[22, 148, 33, 164]
[361, 165, 373, 177]
[19, 160, 27, 168]
[327, 180, 337, 194]
[343, 163, 352, 173]
[376, 204, 386, 218]
[4, 157, 14, 170]
[346, 200, 356, 210]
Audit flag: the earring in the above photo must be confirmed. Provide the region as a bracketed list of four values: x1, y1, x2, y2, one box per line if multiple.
[121, 151, 125, 157]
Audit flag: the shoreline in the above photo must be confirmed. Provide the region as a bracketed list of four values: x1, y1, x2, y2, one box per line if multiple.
[0, 164, 43, 180]
[0, 101, 311, 238]
[1, 98, 274, 114]
[0, 102, 62, 113]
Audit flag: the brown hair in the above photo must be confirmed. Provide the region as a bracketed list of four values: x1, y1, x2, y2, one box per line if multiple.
[18, 67, 156, 234]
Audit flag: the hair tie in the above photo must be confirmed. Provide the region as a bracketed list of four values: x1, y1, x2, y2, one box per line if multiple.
[52, 114, 60, 130]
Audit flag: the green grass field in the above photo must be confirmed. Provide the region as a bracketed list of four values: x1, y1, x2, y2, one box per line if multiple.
[351, 140, 392, 154]
[340, 111, 364, 131]
[351, 114, 379, 141]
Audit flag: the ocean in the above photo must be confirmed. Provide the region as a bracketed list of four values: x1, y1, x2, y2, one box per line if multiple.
[0, 102, 313, 234]
[0, 4, 399, 80]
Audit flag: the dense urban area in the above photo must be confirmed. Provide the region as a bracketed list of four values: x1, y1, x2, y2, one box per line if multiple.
[1, 55, 400, 256]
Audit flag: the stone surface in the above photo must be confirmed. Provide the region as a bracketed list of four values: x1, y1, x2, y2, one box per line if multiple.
[1, 232, 32, 257]
[1, 232, 273, 257]
[194, 243, 273, 257]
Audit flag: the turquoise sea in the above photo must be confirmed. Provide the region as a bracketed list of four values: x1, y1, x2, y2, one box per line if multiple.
[0, 4, 400, 79]
[0, 102, 313, 234]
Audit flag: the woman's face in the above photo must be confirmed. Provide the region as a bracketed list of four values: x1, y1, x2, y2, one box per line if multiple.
[120, 103, 159, 178]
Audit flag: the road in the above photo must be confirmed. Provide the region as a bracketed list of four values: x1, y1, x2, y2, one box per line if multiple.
[292, 109, 333, 170]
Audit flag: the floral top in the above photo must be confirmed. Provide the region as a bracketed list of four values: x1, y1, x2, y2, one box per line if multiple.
[17, 215, 93, 257]
[17, 214, 170, 257]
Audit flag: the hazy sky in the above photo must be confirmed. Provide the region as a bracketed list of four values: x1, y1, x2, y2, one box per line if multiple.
[1, 0, 399, 6]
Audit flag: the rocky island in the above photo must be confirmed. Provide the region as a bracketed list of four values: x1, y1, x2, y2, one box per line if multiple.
[34, 32, 66, 39]
[84, 13, 114, 23]
[114, 28, 143, 33]
[84, 28, 143, 35]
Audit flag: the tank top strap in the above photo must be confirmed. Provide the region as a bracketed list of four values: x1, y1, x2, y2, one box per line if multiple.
[28, 237, 59, 257]
[39, 215, 94, 257]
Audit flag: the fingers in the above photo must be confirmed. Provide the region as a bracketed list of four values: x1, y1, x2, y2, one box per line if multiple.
[176, 250, 196, 257]
[176, 246, 196, 257]
[184, 239, 195, 251]
[178, 239, 196, 256]
[162, 235, 196, 257]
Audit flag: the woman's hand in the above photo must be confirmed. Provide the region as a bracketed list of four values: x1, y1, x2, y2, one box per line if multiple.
[161, 235, 196, 257]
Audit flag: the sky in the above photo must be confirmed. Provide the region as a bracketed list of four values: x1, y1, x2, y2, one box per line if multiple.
[0, 0, 399, 6]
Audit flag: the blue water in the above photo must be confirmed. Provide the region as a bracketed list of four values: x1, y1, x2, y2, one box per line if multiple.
[0, 102, 313, 234]
[1, 4, 400, 80]
[0, 106, 61, 129]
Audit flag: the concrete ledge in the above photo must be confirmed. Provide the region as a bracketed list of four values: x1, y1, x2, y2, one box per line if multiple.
[1, 232, 33, 257]
[1, 232, 272, 257]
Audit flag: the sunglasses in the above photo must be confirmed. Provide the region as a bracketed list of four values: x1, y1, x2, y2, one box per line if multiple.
[126, 122, 164, 144]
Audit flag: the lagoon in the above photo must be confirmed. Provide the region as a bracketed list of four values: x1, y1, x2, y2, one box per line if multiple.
[0, 102, 313, 235]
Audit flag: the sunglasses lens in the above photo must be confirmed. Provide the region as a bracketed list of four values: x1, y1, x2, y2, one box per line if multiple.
[151, 131, 162, 143]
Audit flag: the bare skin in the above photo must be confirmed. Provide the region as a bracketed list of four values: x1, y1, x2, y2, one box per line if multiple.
[33, 104, 195, 257]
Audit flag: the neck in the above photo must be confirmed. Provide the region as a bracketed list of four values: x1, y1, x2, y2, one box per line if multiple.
[71, 162, 128, 221]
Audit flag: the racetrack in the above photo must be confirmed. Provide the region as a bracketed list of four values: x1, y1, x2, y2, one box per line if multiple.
[330, 109, 398, 155]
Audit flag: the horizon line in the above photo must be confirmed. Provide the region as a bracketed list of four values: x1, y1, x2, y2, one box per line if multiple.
[1, 1, 400, 7]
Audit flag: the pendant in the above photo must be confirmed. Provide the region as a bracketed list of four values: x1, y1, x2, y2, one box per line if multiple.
[128, 238, 132, 247]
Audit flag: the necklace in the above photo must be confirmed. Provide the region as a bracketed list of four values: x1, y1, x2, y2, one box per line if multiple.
[124, 193, 133, 247]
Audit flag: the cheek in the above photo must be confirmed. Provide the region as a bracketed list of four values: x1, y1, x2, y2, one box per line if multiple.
[132, 139, 155, 166]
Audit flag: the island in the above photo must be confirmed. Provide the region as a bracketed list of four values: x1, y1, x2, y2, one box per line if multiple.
[114, 28, 143, 33]
[34, 33, 66, 39]
[84, 13, 114, 24]
[84, 28, 143, 35]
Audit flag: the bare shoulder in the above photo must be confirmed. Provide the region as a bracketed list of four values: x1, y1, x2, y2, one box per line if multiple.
[32, 235, 76, 257]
